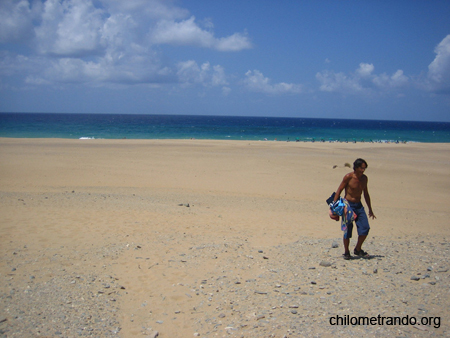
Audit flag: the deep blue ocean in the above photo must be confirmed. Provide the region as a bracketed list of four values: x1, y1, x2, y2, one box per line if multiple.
[1, 113, 450, 143]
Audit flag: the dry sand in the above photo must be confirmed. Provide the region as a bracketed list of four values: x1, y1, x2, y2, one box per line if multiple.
[0, 138, 449, 337]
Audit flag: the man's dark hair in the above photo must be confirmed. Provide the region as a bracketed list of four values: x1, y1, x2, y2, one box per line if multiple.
[353, 158, 368, 170]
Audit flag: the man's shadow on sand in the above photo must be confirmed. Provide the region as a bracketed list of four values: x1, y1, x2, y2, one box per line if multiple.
[345, 254, 385, 260]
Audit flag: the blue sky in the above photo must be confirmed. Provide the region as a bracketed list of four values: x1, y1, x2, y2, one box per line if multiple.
[1, 0, 450, 121]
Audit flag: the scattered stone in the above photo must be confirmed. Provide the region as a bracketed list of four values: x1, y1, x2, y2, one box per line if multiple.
[413, 324, 428, 331]
[331, 241, 339, 248]
[1, 218, 448, 338]
[148, 331, 159, 338]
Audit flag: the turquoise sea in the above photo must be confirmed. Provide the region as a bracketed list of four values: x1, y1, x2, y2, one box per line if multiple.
[1, 113, 449, 143]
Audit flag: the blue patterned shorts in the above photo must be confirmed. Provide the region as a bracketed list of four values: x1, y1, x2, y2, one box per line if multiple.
[344, 202, 370, 239]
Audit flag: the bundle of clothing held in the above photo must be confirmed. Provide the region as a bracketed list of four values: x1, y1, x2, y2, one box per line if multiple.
[327, 193, 357, 237]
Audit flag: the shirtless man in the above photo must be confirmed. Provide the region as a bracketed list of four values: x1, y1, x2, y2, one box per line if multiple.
[332, 158, 376, 259]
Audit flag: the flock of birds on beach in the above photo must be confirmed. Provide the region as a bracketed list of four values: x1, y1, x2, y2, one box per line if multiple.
[271, 138, 408, 143]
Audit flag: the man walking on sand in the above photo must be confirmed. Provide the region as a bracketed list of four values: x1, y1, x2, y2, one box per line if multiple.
[331, 158, 376, 259]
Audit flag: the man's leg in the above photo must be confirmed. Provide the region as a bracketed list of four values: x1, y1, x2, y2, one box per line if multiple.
[342, 222, 353, 258]
[353, 204, 369, 255]
[343, 237, 350, 254]
[354, 235, 367, 252]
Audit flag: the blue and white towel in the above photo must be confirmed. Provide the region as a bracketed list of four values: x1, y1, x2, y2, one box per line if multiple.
[329, 198, 357, 236]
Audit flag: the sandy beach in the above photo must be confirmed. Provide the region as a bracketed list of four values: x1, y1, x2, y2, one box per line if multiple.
[0, 138, 449, 337]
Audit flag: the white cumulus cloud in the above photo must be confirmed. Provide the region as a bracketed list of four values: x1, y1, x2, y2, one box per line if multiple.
[316, 62, 409, 94]
[356, 63, 374, 77]
[427, 34, 450, 94]
[151, 16, 251, 51]
[316, 70, 362, 93]
[101, 0, 188, 20]
[244, 70, 303, 95]
[36, 0, 105, 57]
[0, 0, 251, 88]
[373, 70, 408, 88]
[176, 60, 228, 88]
[0, 0, 41, 42]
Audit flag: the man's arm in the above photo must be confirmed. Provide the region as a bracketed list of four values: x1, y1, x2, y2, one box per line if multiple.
[363, 177, 376, 219]
[329, 174, 350, 221]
